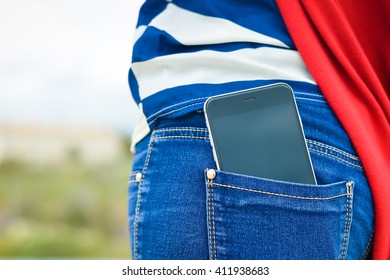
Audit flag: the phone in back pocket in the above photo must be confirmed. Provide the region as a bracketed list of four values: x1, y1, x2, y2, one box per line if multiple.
[204, 83, 317, 184]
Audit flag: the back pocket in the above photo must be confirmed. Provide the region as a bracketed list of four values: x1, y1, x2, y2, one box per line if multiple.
[204, 169, 353, 260]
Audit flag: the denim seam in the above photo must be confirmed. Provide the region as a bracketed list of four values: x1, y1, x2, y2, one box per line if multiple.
[294, 91, 323, 98]
[206, 176, 211, 258]
[296, 97, 327, 104]
[146, 92, 324, 122]
[154, 136, 209, 140]
[212, 182, 348, 200]
[146, 97, 208, 121]
[308, 147, 362, 169]
[206, 177, 216, 260]
[340, 183, 353, 259]
[361, 232, 374, 260]
[147, 92, 324, 123]
[148, 102, 207, 125]
[133, 131, 156, 260]
[307, 139, 360, 160]
[154, 128, 208, 133]
[211, 182, 217, 260]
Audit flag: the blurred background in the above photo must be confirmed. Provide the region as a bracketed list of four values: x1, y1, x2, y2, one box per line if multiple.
[0, 0, 144, 258]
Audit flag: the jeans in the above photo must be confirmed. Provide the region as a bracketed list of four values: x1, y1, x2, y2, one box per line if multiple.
[128, 89, 374, 260]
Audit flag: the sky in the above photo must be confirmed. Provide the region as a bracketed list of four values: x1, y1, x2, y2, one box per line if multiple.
[0, 0, 144, 135]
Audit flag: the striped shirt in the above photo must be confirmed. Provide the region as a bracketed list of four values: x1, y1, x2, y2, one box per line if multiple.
[129, 0, 317, 146]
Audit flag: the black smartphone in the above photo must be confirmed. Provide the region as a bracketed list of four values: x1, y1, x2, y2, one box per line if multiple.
[204, 83, 317, 184]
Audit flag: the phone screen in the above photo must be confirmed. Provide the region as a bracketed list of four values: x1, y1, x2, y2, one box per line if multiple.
[205, 83, 316, 184]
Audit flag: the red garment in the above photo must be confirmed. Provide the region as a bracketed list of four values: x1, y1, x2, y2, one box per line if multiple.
[276, 0, 390, 259]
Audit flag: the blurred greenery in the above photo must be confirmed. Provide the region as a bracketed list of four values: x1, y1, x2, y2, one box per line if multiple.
[0, 151, 133, 259]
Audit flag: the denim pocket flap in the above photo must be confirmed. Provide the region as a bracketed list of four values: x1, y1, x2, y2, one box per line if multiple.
[204, 169, 354, 260]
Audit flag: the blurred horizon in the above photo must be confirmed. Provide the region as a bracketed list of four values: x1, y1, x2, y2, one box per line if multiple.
[0, 0, 144, 259]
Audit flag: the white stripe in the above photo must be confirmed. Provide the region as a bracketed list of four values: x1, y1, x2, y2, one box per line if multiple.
[130, 104, 150, 152]
[134, 25, 147, 43]
[149, 3, 289, 48]
[132, 47, 316, 100]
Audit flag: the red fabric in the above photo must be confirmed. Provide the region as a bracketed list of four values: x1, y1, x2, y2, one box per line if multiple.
[276, 0, 390, 259]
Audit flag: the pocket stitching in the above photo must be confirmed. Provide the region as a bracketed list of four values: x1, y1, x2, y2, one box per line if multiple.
[211, 182, 217, 260]
[208, 174, 355, 260]
[146, 96, 207, 121]
[308, 147, 362, 169]
[154, 135, 209, 141]
[128, 172, 141, 259]
[306, 139, 359, 160]
[154, 127, 208, 133]
[207, 179, 217, 260]
[133, 131, 156, 260]
[296, 96, 328, 104]
[148, 101, 206, 125]
[340, 184, 354, 259]
[294, 91, 324, 98]
[211, 181, 349, 200]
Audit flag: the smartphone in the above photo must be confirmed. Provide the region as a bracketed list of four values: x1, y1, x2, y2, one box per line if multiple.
[204, 83, 317, 184]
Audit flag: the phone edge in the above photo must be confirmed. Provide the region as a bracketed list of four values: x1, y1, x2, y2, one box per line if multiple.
[204, 82, 318, 185]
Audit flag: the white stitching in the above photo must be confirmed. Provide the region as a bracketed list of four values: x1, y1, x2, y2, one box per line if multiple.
[148, 96, 327, 125]
[361, 232, 374, 259]
[154, 136, 209, 140]
[294, 91, 324, 98]
[147, 92, 325, 122]
[207, 174, 217, 260]
[206, 177, 214, 259]
[308, 147, 363, 169]
[340, 183, 353, 259]
[146, 97, 208, 121]
[154, 127, 208, 133]
[211, 182, 347, 200]
[147, 91, 325, 122]
[296, 97, 327, 103]
[211, 182, 217, 260]
[148, 102, 205, 125]
[133, 131, 156, 260]
[307, 139, 360, 161]
[143, 130, 362, 169]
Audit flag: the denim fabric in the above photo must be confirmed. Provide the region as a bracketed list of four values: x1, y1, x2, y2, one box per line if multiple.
[206, 170, 353, 259]
[128, 90, 374, 260]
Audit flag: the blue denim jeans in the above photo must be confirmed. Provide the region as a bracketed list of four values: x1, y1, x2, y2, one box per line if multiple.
[128, 90, 374, 260]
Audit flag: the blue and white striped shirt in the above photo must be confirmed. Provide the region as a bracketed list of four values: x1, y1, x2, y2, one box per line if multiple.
[129, 0, 316, 145]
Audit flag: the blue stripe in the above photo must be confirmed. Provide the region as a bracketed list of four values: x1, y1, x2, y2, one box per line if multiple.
[132, 27, 289, 63]
[171, 0, 295, 48]
[136, 0, 168, 27]
[128, 69, 140, 104]
[132, 27, 184, 63]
